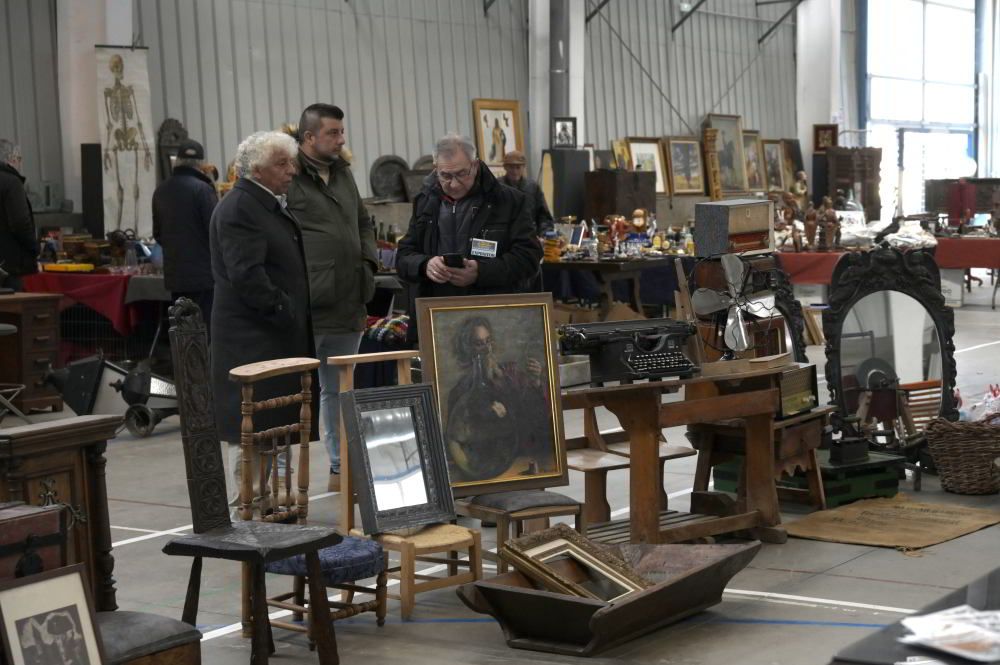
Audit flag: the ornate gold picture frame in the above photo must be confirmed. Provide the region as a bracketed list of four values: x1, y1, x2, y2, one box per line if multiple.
[472, 98, 524, 169]
[415, 293, 567, 498]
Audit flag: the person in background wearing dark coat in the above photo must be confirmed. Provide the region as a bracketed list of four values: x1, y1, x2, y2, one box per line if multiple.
[209, 130, 312, 503]
[501, 149, 553, 237]
[152, 139, 218, 333]
[396, 134, 542, 327]
[0, 140, 38, 291]
[287, 103, 377, 493]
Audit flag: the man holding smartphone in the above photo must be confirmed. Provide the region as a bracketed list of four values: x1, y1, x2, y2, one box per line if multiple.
[397, 133, 541, 336]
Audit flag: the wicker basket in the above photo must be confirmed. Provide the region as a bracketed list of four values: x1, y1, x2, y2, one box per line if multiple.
[925, 419, 1000, 495]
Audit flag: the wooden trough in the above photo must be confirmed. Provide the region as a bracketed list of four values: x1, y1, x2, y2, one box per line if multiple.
[457, 541, 760, 657]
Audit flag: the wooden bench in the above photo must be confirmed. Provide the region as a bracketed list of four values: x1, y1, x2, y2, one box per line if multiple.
[566, 448, 631, 525]
[605, 442, 698, 509]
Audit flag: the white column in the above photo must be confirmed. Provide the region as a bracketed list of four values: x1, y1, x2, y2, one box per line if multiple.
[796, 0, 842, 184]
[56, 0, 132, 211]
[528, 0, 551, 174]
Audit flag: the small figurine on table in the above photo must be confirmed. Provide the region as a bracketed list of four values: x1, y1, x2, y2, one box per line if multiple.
[791, 171, 809, 211]
[804, 204, 818, 249]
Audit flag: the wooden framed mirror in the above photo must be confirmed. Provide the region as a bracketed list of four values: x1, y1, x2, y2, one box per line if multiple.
[342, 383, 455, 534]
[822, 247, 958, 448]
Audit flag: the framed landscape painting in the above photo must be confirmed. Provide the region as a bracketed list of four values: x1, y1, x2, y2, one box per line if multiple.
[416, 293, 567, 498]
[472, 99, 524, 168]
[704, 114, 748, 193]
[665, 137, 704, 195]
[626, 137, 667, 193]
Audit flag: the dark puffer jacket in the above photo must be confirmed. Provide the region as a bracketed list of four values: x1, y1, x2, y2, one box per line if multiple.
[152, 165, 218, 292]
[396, 162, 542, 301]
[0, 162, 38, 278]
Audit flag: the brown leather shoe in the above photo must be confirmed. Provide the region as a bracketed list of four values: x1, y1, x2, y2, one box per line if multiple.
[327, 473, 341, 493]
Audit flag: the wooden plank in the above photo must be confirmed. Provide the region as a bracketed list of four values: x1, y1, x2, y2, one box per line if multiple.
[605, 442, 698, 461]
[657, 511, 762, 544]
[661, 389, 778, 428]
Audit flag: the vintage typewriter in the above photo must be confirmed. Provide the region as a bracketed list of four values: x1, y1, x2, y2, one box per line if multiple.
[559, 318, 699, 383]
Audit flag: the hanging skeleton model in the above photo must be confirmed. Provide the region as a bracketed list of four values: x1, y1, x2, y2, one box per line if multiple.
[103, 53, 152, 231]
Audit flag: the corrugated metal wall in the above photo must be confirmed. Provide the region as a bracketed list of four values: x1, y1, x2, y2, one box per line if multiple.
[0, 0, 62, 193]
[133, 0, 530, 196]
[584, 0, 798, 145]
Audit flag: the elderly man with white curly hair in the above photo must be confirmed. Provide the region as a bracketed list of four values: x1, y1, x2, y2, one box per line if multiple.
[208, 130, 315, 498]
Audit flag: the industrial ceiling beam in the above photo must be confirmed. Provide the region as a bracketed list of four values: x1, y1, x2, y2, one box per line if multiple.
[484, 0, 497, 16]
[586, 0, 612, 24]
[671, 0, 710, 34]
[758, 0, 803, 45]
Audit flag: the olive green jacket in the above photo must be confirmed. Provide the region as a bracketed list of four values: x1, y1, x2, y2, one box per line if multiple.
[287, 152, 377, 333]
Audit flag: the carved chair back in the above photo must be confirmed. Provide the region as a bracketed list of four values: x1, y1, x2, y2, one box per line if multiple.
[229, 358, 320, 524]
[168, 298, 230, 534]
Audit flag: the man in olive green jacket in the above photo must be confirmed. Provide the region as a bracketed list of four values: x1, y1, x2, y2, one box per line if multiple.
[287, 103, 377, 492]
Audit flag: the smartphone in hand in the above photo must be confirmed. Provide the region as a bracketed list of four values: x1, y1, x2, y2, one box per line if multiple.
[442, 253, 465, 268]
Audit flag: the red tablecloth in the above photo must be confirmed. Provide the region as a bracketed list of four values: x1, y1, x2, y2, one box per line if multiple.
[934, 237, 1000, 270]
[22, 273, 140, 335]
[775, 252, 846, 285]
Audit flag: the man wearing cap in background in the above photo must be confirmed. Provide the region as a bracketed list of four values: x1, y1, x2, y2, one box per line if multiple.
[153, 139, 219, 334]
[501, 150, 553, 237]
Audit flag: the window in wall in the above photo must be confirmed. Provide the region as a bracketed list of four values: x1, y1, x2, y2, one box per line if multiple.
[866, 0, 976, 218]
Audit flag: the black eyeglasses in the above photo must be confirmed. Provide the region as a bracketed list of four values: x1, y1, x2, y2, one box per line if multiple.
[437, 164, 476, 183]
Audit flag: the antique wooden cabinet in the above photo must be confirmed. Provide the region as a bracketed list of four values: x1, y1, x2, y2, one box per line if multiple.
[0, 415, 120, 611]
[583, 170, 657, 222]
[0, 292, 64, 411]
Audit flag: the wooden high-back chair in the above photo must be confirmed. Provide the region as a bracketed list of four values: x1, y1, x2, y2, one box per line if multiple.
[164, 298, 342, 664]
[229, 358, 320, 523]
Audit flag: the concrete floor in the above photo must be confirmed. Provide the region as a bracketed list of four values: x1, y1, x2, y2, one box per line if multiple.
[35, 270, 1000, 665]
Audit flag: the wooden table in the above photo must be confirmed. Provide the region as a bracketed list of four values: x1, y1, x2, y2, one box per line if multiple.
[562, 366, 787, 545]
[542, 257, 674, 319]
[0, 415, 121, 611]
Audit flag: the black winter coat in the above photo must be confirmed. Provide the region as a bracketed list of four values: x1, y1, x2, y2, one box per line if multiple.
[396, 162, 542, 302]
[209, 178, 315, 443]
[152, 165, 218, 293]
[504, 175, 554, 236]
[0, 163, 38, 278]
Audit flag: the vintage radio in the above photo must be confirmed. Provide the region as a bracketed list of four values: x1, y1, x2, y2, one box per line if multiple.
[693, 199, 774, 257]
[776, 363, 819, 419]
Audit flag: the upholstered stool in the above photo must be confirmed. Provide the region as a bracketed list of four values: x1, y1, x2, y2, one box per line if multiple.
[456, 490, 583, 573]
[351, 523, 482, 620]
[96, 611, 202, 665]
[264, 535, 388, 644]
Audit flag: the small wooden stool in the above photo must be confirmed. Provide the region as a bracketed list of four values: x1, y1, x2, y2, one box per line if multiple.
[351, 523, 482, 620]
[455, 490, 583, 573]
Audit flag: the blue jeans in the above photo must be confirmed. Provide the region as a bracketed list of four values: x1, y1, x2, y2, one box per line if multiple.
[315, 331, 362, 474]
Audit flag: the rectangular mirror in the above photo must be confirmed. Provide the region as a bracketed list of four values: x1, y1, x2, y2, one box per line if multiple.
[343, 384, 455, 534]
[361, 407, 428, 511]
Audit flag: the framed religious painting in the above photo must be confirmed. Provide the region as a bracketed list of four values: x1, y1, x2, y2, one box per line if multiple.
[552, 117, 577, 149]
[704, 114, 748, 193]
[0, 564, 106, 665]
[762, 139, 785, 191]
[415, 293, 567, 498]
[665, 137, 705, 195]
[611, 140, 631, 170]
[472, 99, 524, 170]
[741, 130, 767, 193]
[813, 124, 838, 153]
[626, 137, 667, 194]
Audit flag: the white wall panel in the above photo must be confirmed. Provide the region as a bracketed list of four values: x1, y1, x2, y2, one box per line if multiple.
[135, 0, 529, 196]
[0, 0, 63, 193]
[585, 0, 798, 146]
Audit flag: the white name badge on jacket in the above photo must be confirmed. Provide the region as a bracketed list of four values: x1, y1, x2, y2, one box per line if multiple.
[470, 238, 499, 258]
